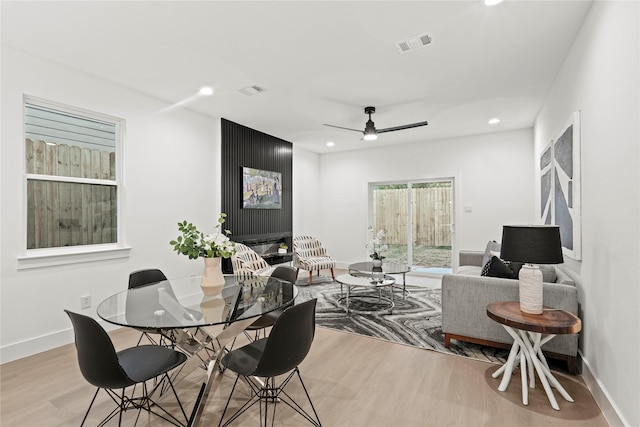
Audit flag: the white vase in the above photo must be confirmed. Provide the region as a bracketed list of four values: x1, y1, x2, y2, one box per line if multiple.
[201, 257, 225, 296]
[372, 258, 383, 268]
[518, 264, 543, 314]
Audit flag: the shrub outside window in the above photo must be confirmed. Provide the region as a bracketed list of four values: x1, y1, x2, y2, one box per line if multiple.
[24, 99, 122, 250]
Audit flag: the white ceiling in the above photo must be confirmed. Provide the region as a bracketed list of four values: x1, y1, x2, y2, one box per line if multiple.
[1, 1, 593, 153]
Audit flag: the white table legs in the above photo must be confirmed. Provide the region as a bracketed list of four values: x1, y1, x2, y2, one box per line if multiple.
[492, 325, 574, 410]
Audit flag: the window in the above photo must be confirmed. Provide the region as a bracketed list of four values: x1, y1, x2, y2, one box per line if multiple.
[24, 98, 123, 251]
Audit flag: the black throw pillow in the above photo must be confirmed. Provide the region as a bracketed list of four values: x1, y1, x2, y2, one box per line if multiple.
[482, 256, 518, 279]
[508, 261, 524, 276]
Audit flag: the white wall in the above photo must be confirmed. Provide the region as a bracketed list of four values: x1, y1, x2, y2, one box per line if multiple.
[534, 2, 639, 426]
[292, 146, 322, 237]
[317, 129, 535, 268]
[0, 48, 222, 362]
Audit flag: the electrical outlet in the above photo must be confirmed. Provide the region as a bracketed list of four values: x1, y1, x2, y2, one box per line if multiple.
[80, 295, 91, 309]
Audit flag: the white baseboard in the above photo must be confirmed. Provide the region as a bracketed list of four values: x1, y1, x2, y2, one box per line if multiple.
[580, 351, 627, 427]
[0, 319, 120, 364]
[1, 329, 73, 364]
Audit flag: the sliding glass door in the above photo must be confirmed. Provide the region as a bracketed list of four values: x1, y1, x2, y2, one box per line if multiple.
[370, 180, 453, 273]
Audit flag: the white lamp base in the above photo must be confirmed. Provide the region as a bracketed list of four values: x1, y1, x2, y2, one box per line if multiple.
[519, 264, 543, 314]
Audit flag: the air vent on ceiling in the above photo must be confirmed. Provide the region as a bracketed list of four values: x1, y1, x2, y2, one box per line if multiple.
[239, 85, 266, 96]
[395, 32, 433, 54]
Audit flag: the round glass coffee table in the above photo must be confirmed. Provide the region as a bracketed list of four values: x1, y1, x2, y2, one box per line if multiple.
[335, 274, 396, 314]
[348, 261, 410, 299]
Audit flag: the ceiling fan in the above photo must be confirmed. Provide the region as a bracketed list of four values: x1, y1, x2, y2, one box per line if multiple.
[324, 106, 429, 141]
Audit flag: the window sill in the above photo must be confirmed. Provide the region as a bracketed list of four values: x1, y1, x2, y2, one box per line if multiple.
[16, 245, 132, 270]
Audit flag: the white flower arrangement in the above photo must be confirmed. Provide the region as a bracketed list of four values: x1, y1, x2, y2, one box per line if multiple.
[170, 213, 236, 259]
[366, 227, 388, 260]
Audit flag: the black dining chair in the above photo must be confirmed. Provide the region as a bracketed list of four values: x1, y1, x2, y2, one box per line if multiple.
[64, 310, 188, 427]
[244, 266, 297, 341]
[218, 298, 321, 427]
[127, 268, 203, 348]
[128, 268, 168, 290]
[128, 268, 169, 346]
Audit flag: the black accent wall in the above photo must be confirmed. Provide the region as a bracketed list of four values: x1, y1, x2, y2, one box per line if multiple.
[221, 119, 293, 272]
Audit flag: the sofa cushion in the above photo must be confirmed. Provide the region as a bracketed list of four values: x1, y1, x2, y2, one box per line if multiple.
[482, 256, 518, 279]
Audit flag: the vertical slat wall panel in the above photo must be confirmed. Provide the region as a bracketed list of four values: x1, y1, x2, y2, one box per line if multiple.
[221, 119, 293, 271]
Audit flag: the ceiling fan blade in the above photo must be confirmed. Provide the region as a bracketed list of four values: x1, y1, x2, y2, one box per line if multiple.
[323, 124, 364, 134]
[376, 121, 429, 134]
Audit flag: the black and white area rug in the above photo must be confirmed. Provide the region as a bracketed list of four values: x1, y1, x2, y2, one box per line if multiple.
[295, 276, 508, 365]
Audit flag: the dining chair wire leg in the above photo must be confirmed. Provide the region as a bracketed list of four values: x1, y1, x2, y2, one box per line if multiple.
[84, 388, 126, 427]
[218, 375, 262, 427]
[147, 373, 189, 426]
[289, 369, 322, 427]
[80, 389, 100, 427]
[218, 369, 320, 427]
[269, 369, 321, 427]
[82, 373, 188, 427]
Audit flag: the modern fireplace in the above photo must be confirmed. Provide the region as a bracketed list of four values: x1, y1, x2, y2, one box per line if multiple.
[222, 233, 293, 273]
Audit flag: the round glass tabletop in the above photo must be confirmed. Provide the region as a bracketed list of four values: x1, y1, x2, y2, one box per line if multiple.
[97, 275, 296, 329]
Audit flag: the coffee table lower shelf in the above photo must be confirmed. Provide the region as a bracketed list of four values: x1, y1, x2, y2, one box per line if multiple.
[335, 274, 396, 314]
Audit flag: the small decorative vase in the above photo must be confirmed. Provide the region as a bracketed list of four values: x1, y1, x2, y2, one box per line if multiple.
[201, 257, 225, 296]
[372, 258, 383, 268]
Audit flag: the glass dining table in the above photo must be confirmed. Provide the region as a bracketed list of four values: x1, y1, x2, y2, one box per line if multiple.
[97, 274, 297, 427]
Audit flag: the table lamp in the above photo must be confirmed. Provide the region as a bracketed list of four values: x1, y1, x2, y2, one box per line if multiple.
[500, 225, 564, 314]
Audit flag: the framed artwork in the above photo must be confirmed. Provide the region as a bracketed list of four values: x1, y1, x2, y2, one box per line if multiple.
[242, 167, 282, 209]
[539, 111, 581, 260]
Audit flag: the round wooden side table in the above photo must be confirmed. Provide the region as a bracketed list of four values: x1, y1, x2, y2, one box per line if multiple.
[486, 301, 581, 410]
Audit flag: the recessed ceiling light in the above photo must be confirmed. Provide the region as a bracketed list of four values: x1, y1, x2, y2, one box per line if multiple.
[199, 87, 214, 96]
[326, 141, 335, 147]
[488, 118, 500, 125]
[484, 0, 504, 5]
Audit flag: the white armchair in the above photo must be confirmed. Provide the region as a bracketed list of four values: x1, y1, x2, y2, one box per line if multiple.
[293, 235, 336, 285]
[231, 243, 274, 277]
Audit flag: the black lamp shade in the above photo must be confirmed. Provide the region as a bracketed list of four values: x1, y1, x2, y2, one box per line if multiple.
[500, 225, 564, 264]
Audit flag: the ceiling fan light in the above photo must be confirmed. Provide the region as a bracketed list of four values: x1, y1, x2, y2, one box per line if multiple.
[363, 117, 377, 140]
[363, 131, 377, 141]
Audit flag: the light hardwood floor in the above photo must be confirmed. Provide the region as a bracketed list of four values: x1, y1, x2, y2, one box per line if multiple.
[1, 324, 608, 427]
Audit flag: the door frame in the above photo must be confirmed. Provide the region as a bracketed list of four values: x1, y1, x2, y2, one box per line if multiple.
[367, 175, 461, 274]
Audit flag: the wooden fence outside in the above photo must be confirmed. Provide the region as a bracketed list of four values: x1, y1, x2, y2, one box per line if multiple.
[25, 139, 116, 249]
[373, 185, 452, 247]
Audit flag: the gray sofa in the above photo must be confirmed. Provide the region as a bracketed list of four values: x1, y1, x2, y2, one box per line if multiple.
[441, 249, 580, 373]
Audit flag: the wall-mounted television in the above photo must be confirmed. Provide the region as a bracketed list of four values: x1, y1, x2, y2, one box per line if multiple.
[242, 167, 282, 209]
